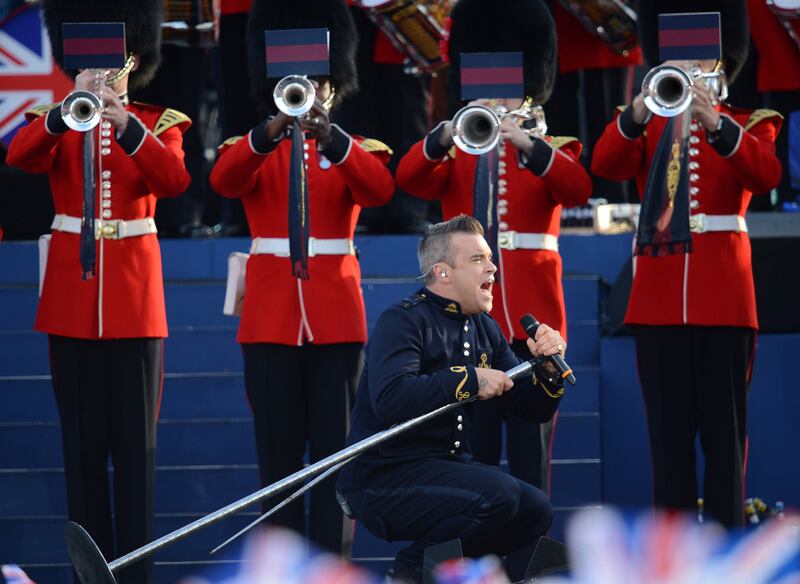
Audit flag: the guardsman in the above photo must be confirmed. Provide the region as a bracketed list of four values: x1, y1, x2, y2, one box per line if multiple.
[209, 0, 394, 554]
[395, 0, 592, 492]
[6, 0, 191, 581]
[591, 0, 783, 527]
[337, 215, 566, 582]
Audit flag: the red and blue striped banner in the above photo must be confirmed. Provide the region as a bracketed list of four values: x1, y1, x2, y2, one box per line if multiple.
[658, 12, 721, 61]
[460, 52, 523, 100]
[62, 22, 126, 70]
[265, 28, 329, 78]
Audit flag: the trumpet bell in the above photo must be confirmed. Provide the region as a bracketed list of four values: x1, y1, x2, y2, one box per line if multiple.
[273, 75, 316, 117]
[452, 105, 500, 155]
[61, 90, 102, 132]
[642, 65, 693, 118]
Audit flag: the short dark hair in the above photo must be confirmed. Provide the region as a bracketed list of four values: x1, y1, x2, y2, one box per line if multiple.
[418, 215, 484, 283]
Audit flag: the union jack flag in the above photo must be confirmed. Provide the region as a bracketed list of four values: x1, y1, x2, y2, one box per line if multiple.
[0, 4, 72, 149]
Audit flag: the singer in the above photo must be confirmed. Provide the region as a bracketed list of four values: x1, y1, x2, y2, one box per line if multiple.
[336, 215, 567, 582]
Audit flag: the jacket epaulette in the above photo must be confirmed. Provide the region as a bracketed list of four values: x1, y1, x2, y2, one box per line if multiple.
[399, 292, 428, 310]
[548, 136, 579, 150]
[218, 135, 244, 150]
[153, 108, 191, 136]
[744, 108, 783, 132]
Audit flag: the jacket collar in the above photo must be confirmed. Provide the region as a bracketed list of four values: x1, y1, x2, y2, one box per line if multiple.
[422, 288, 468, 320]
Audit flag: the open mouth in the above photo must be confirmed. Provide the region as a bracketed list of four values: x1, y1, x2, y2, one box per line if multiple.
[480, 280, 493, 296]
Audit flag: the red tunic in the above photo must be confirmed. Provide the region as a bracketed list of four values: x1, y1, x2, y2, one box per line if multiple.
[396, 131, 593, 341]
[555, 3, 643, 74]
[219, 0, 253, 15]
[747, 0, 800, 92]
[6, 102, 191, 339]
[210, 125, 394, 345]
[591, 106, 783, 329]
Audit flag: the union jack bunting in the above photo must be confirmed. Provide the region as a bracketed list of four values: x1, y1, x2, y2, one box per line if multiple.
[1, 565, 37, 584]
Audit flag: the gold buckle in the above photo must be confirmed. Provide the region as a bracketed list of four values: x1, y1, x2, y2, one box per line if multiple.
[95, 220, 120, 239]
[689, 215, 705, 233]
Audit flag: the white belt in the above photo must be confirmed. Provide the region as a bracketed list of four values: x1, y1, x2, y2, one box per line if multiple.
[50, 214, 157, 240]
[497, 231, 559, 252]
[250, 237, 355, 257]
[689, 214, 748, 234]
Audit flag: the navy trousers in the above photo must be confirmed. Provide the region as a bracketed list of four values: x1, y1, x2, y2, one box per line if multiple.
[342, 457, 553, 582]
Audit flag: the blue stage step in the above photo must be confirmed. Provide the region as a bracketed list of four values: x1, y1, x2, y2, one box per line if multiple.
[0, 466, 264, 517]
[0, 373, 250, 423]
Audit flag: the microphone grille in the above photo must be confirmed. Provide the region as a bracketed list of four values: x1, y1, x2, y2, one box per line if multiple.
[520, 314, 538, 329]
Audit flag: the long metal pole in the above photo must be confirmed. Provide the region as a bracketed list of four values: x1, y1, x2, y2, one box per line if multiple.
[104, 360, 534, 573]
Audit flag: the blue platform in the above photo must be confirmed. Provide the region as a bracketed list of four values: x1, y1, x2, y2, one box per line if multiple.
[0, 233, 797, 583]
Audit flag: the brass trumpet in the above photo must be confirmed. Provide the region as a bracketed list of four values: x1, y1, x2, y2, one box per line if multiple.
[641, 64, 728, 118]
[273, 75, 316, 116]
[60, 58, 136, 132]
[452, 101, 547, 155]
[61, 90, 103, 132]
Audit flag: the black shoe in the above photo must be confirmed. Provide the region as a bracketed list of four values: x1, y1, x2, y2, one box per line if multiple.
[211, 222, 249, 237]
[179, 223, 214, 238]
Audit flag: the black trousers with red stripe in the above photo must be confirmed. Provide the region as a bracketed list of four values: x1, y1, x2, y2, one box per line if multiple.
[48, 335, 162, 584]
[632, 325, 754, 528]
[242, 342, 362, 554]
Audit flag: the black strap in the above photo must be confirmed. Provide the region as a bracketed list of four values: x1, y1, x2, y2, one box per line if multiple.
[288, 118, 310, 279]
[472, 147, 500, 274]
[79, 131, 96, 279]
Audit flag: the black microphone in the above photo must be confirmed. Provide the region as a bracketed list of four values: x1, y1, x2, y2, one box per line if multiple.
[520, 314, 576, 385]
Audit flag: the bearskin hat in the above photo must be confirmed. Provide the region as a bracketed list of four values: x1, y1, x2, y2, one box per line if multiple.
[42, 0, 163, 90]
[448, 0, 557, 106]
[638, 0, 749, 84]
[247, 0, 358, 113]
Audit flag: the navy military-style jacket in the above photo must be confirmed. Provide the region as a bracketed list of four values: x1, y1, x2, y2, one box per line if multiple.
[338, 288, 564, 492]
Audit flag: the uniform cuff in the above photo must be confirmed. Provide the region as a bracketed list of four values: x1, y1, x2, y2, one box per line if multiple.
[533, 362, 565, 399]
[320, 124, 352, 165]
[618, 107, 649, 140]
[520, 137, 555, 176]
[447, 365, 479, 403]
[116, 114, 146, 155]
[45, 107, 69, 135]
[249, 117, 285, 155]
[424, 122, 452, 160]
[706, 116, 742, 158]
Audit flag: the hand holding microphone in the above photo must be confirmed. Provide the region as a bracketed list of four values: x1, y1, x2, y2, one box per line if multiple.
[520, 314, 576, 385]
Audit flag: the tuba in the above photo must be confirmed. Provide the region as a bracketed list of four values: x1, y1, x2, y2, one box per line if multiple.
[641, 64, 727, 117]
[273, 75, 316, 116]
[452, 100, 547, 154]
